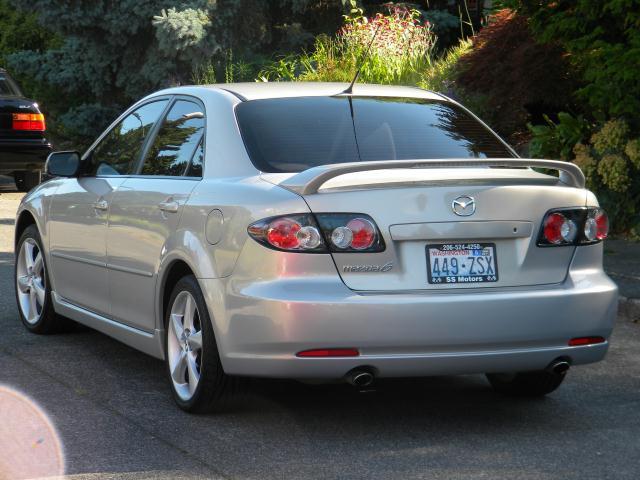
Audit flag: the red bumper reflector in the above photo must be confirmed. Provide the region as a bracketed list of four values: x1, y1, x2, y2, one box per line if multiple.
[568, 336, 605, 346]
[296, 348, 359, 358]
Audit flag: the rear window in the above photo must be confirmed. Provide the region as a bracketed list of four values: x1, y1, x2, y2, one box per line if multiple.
[235, 96, 515, 173]
[0, 74, 22, 96]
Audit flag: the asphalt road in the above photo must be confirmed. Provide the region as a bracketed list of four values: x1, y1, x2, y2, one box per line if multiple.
[1, 180, 639, 480]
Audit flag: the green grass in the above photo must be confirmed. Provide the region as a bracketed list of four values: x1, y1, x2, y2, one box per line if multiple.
[418, 38, 472, 92]
[254, 35, 473, 97]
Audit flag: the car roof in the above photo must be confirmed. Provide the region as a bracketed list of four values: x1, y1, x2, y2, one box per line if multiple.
[194, 82, 448, 102]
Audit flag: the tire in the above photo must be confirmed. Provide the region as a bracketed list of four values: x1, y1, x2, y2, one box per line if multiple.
[486, 369, 567, 397]
[164, 274, 241, 413]
[14, 170, 41, 192]
[15, 225, 66, 334]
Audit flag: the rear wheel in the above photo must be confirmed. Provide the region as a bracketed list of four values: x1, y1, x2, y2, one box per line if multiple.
[165, 275, 240, 413]
[486, 369, 567, 397]
[15, 225, 66, 334]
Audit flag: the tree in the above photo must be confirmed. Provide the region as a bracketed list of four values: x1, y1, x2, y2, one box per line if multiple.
[501, 0, 640, 126]
[5, 0, 347, 144]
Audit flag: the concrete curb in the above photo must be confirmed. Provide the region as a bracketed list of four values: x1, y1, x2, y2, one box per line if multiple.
[620, 296, 640, 323]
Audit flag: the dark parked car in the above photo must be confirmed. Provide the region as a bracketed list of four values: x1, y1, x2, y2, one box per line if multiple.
[0, 68, 52, 191]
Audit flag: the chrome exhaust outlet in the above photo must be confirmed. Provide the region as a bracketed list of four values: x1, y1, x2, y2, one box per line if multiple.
[548, 359, 570, 375]
[346, 370, 375, 388]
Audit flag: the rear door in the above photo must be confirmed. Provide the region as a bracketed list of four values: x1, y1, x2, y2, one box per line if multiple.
[106, 97, 205, 332]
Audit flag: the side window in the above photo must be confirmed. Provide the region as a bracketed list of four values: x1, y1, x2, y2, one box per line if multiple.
[186, 139, 204, 177]
[140, 100, 205, 176]
[85, 100, 168, 176]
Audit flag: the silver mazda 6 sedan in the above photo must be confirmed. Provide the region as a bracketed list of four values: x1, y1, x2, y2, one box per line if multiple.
[14, 83, 618, 412]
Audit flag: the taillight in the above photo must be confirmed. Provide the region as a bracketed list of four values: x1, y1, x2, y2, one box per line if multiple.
[538, 207, 609, 247]
[543, 212, 577, 244]
[316, 213, 385, 252]
[12, 113, 45, 131]
[248, 213, 385, 253]
[583, 208, 609, 242]
[248, 214, 325, 252]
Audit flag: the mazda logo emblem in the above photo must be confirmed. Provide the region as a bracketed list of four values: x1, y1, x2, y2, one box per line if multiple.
[452, 195, 476, 216]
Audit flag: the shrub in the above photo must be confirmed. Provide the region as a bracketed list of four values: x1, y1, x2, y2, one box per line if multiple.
[531, 116, 640, 236]
[528, 112, 591, 161]
[422, 9, 463, 50]
[258, 4, 437, 85]
[501, 0, 640, 126]
[454, 9, 578, 145]
[575, 120, 640, 236]
[418, 37, 473, 93]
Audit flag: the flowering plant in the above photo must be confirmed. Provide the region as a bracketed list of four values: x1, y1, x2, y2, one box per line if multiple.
[258, 2, 437, 86]
[340, 3, 435, 63]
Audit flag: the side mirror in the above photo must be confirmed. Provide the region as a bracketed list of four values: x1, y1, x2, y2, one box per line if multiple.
[45, 151, 81, 177]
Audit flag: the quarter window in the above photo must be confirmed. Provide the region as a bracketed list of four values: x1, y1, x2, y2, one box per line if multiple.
[85, 100, 168, 176]
[140, 100, 205, 176]
[186, 139, 204, 177]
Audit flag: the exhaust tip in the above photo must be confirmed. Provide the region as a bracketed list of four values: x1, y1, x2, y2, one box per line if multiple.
[548, 359, 570, 375]
[346, 369, 375, 388]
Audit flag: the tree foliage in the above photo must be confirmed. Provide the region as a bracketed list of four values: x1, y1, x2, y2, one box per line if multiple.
[500, 0, 640, 126]
[3, 0, 348, 145]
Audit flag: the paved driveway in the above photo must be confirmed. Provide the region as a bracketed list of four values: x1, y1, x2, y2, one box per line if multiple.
[1, 183, 639, 480]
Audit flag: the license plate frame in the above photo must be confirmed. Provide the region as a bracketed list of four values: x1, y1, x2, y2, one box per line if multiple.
[426, 242, 498, 285]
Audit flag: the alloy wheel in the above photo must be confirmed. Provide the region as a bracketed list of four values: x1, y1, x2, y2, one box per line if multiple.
[16, 238, 46, 325]
[167, 291, 203, 401]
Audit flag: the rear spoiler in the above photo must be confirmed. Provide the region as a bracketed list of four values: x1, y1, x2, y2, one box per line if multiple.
[278, 158, 585, 195]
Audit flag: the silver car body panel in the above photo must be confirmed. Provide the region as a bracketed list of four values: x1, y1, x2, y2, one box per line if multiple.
[15, 83, 618, 379]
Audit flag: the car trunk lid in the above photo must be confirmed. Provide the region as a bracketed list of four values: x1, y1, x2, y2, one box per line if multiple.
[263, 160, 587, 291]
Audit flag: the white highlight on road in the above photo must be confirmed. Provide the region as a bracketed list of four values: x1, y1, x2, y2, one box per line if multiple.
[0, 384, 65, 479]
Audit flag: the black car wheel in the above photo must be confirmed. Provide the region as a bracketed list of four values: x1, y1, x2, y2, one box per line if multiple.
[486, 368, 567, 397]
[165, 274, 242, 413]
[15, 225, 68, 334]
[14, 170, 42, 192]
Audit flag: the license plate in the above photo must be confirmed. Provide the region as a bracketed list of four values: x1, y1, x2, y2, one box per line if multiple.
[426, 243, 498, 285]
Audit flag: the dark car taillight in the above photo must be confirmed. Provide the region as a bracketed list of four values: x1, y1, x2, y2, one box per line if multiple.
[315, 213, 385, 252]
[248, 213, 385, 253]
[12, 113, 46, 131]
[537, 207, 609, 247]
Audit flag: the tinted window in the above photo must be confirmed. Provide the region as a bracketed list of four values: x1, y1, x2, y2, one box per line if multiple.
[0, 74, 21, 96]
[186, 139, 204, 177]
[141, 100, 204, 176]
[85, 100, 168, 176]
[236, 96, 514, 173]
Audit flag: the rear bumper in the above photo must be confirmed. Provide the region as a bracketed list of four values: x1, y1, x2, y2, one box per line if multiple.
[0, 138, 52, 172]
[202, 246, 618, 380]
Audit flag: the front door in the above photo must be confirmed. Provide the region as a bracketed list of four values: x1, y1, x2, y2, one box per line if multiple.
[106, 98, 205, 332]
[48, 177, 124, 316]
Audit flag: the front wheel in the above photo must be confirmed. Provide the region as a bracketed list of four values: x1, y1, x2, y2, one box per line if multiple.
[486, 369, 567, 397]
[165, 275, 241, 413]
[15, 225, 66, 333]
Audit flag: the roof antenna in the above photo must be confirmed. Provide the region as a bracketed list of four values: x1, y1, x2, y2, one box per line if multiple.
[342, 23, 381, 95]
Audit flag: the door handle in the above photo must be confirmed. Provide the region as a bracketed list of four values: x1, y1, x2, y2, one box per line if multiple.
[158, 200, 179, 213]
[93, 199, 109, 211]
